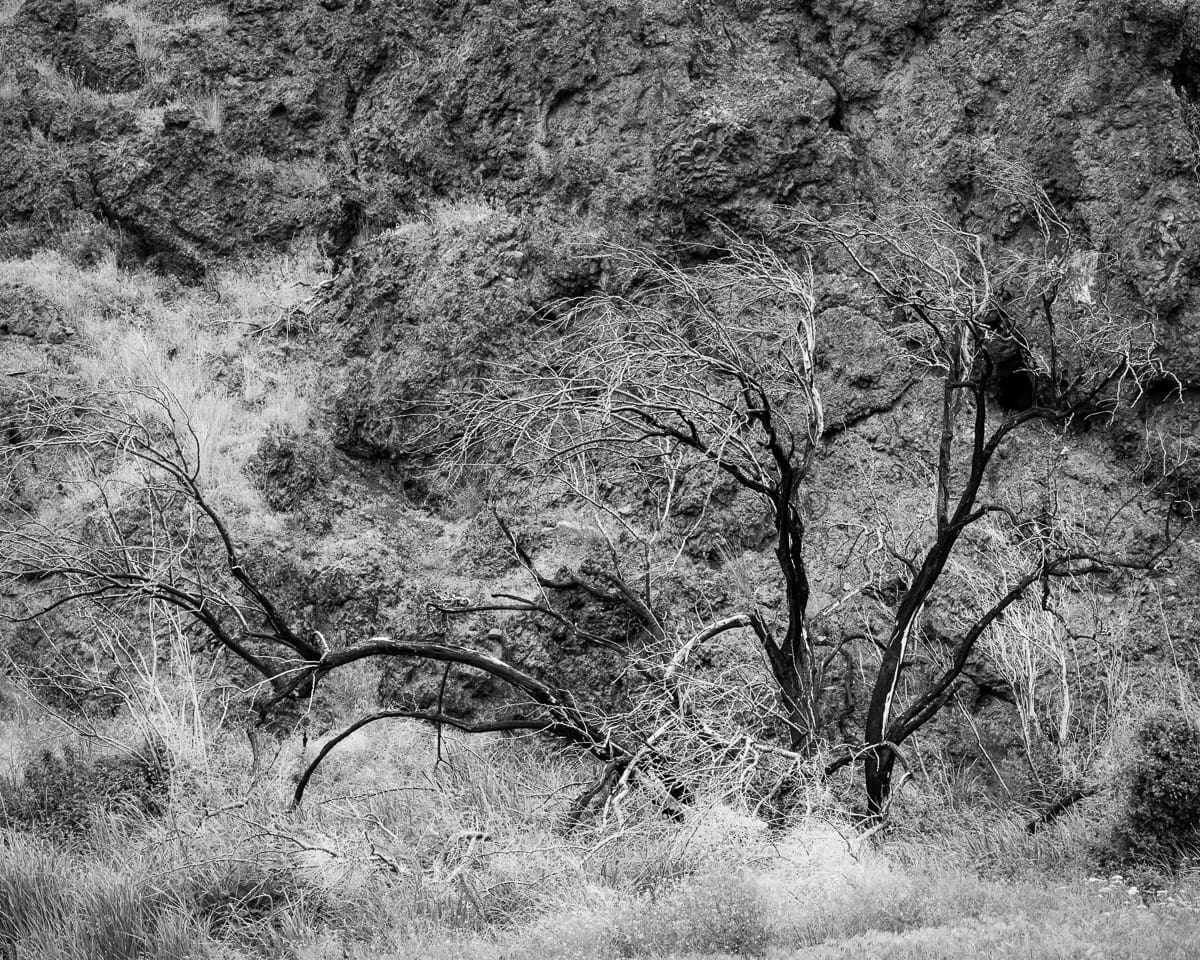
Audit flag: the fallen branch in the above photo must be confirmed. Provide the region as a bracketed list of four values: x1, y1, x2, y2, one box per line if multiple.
[1025, 787, 1097, 833]
[293, 710, 556, 807]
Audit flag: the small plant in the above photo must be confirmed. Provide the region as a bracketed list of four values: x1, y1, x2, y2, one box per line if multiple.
[102, 3, 165, 77]
[181, 9, 229, 33]
[176, 856, 300, 941]
[134, 104, 165, 134]
[195, 90, 223, 135]
[426, 198, 501, 232]
[1177, 83, 1200, 179]
[0, 63, 18, 101]
[57, 215, 123, 268]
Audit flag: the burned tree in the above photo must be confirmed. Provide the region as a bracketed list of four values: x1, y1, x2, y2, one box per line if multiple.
[456, 236, 828, 756]
[0, 385, 638, 808]
[0, 165, 1183, 822]
[806, 187, 1177, 814]
[457, 172, 1179, 817]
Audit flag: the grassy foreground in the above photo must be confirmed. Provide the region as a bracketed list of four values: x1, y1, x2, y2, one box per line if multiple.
[1, 695, 1199, 960]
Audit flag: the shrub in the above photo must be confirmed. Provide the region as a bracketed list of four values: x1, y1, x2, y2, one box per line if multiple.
[1115, 709, 1200, 863]
[0, 740, 169, 841]
[56, 215, 125, 268]
[609, 872, 772, 958]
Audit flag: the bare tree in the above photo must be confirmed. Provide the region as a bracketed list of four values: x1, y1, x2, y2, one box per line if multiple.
[456, 236, 828, 756]
[0, 384, 639, 809]
[2, 378, 809, 819]
[455, 172, 1182, 817]
[805, 185, 1178, 814]
[1, 166, 1185, 823]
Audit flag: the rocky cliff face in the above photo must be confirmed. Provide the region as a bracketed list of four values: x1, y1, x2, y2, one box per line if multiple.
[3, 0, 1199, 757]
[8, 1, 1200, 380]
[5, 5, 1198, 253]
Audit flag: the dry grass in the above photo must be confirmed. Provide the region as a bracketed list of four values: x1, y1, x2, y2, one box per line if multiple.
[2, 632, 1198, 960]
[194, 90, 222, 135]
[4, 716, 1198, 960]
[0, 834, 203, 960]
[380, 198, 507, 244]
[0, 243, 328, 510]
[134, 91, 226, 136]
[1, 663, 1199, 960]
[427, 198, 504, 231]
[179, 9, 229, 33]
[12, 57, 132, 113]
[0, 61, 18, 101]
[134, 104, 167, 133]
[101, 3, 165, 76]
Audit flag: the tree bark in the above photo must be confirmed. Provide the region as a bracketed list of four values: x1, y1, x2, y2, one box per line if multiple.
[864, 745, 896, 819]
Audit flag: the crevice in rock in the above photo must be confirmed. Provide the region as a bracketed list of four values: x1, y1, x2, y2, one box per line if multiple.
[992, 352, 1037, 412]
[344, 44, 389, 123]
[828, 87, 845, 132]
[1170, 46, 1200, 100]
[325, 196, 366, 266]
[87, 179, 158, 267]
[542, 87, 578, 141]
[821, 376, 920, 440]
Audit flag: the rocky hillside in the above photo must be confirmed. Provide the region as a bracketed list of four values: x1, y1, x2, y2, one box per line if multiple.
[6, 0, 1200, 442]
[3, 0, 1200, 790]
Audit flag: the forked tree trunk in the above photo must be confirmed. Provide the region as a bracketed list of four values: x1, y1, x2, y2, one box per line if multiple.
[768, 646, 821, 754]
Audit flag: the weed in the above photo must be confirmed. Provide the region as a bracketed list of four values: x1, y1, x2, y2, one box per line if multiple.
[180, 9, 229, 33]
[102, 3, 164, 76]
[426, 198, 503, 232]
[135, 104, 166, 133]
